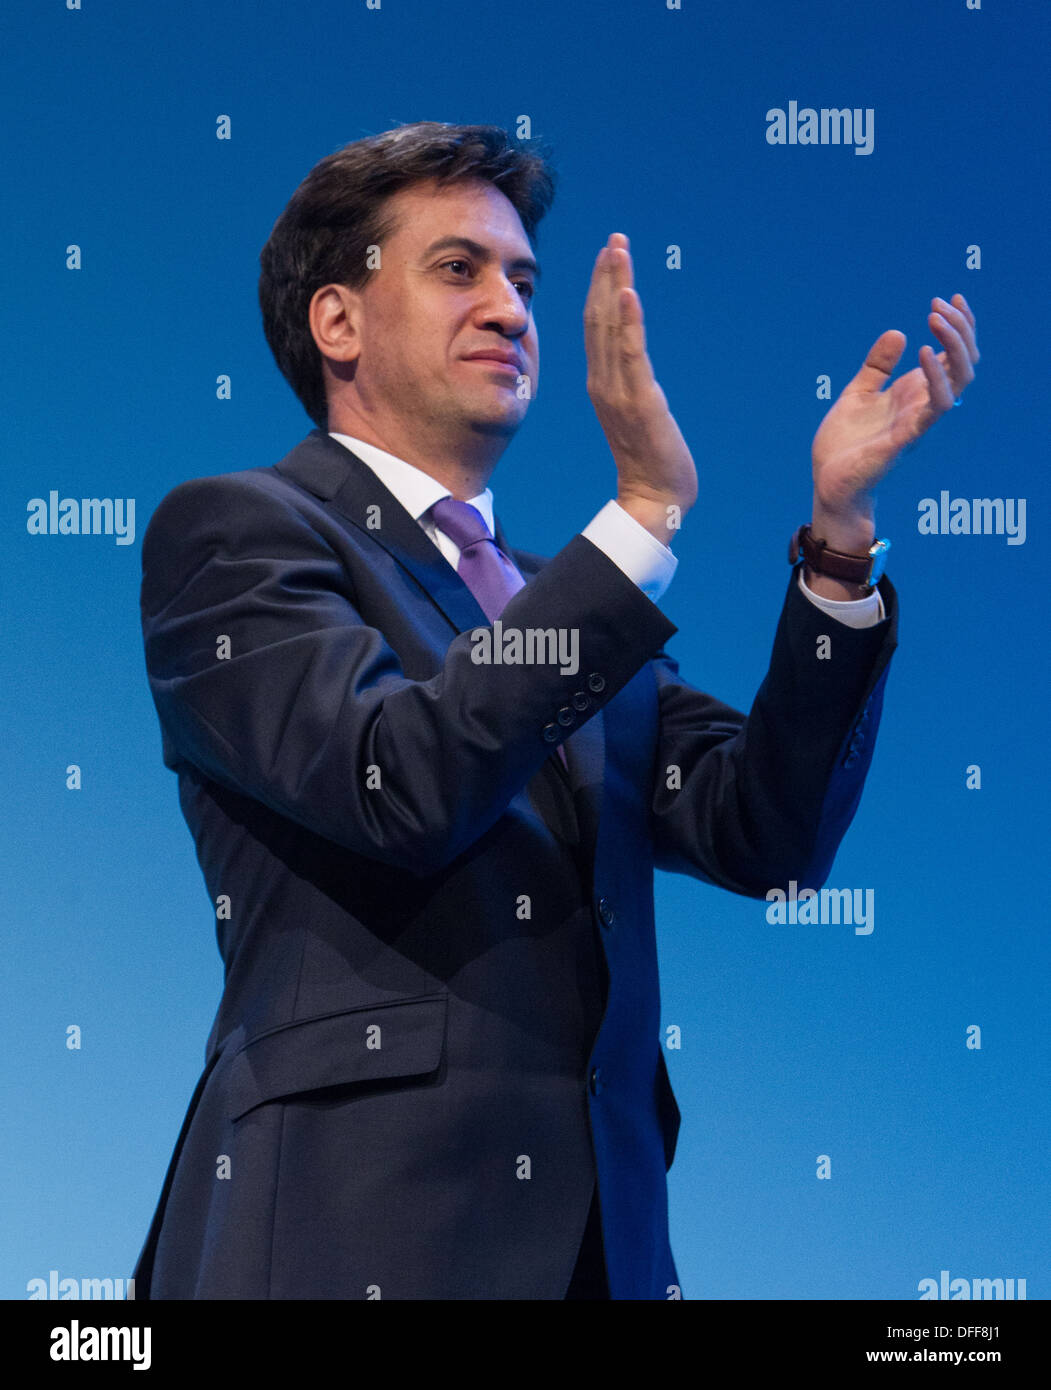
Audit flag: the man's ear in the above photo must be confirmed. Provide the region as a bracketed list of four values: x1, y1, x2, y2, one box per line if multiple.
[309, 283, 363, 365]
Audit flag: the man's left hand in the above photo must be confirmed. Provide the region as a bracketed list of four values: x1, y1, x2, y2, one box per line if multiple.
[805, 293, 979, 584]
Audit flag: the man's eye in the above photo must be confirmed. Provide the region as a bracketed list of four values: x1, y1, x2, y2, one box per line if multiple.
[440, 261, 534, 301]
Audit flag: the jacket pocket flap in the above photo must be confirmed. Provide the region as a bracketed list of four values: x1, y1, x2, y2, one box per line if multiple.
[226, 993, 447, 1121]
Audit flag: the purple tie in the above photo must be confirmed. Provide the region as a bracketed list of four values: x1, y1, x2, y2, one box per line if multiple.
[429, 497, 568, 771]
[429, 497, 526, 622]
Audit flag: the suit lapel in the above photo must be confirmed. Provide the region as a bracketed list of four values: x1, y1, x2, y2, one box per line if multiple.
[273, 430, 606, 865]
[275, 429, 489, 634]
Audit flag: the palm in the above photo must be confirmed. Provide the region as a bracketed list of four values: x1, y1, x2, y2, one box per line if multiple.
[814, 355, 936, 498]
[811, 301, 978, 512]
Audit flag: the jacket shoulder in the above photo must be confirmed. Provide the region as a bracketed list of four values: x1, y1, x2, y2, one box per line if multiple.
[141, 465, 327, 564]
[145, 465, 306, 530]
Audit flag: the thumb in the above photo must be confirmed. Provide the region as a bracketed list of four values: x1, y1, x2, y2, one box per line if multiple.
[845, 329, 907, 395]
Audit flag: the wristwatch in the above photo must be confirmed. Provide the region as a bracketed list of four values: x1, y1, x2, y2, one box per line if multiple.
[789, 524, 890, 593]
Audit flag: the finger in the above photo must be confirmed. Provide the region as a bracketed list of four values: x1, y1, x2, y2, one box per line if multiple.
[919, 343, 955, 414]
[583, 244, 612, 381]
[933, 349, 975, 405]
[949, 292, 977, 337]
[614, 285, 654, 397]
[588, 236, 631, 383]
[929, 310, 975, 395]
[933, 296, 979, 364]
[603, 245, 625, 385]
[844, 329, 907, 395]
[607, 243, 643, 393]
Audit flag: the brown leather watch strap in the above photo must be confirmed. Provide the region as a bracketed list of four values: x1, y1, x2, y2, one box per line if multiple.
[789, 524, 883, 587]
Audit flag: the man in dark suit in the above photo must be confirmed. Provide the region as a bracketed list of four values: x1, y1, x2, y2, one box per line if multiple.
[133, 122, 978, 1299]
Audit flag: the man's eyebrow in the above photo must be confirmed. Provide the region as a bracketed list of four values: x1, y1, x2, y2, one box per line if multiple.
[421, 235, 541, 281]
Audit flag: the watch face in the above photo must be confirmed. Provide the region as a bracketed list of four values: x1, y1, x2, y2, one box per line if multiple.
[867, 538, 890, 584]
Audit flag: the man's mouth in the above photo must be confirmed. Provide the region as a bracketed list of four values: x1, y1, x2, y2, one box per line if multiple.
[463, 351, 523, 373]
[466, 359, 519, 374]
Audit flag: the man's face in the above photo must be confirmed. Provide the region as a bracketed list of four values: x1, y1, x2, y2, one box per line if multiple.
[333, 178, 540, 446]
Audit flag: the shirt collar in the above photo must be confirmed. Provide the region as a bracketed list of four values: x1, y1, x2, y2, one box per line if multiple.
[328, 432, 496, 534]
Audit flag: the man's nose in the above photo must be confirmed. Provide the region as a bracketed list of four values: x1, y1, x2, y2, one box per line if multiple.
[475, 273, 531, 334]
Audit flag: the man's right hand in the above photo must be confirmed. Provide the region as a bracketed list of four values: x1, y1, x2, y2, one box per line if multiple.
[584, 232, 698, 545]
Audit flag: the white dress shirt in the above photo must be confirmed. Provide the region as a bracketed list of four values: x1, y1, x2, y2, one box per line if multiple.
[328, 432, 885, 628]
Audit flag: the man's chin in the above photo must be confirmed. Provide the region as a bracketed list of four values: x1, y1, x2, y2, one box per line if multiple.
[464, 402, 530, 437]
[467, 416, 521, 439]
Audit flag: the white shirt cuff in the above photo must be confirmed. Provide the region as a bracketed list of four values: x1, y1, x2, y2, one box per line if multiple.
[797, 566, 885, 627]
[581, 500, 678, 604]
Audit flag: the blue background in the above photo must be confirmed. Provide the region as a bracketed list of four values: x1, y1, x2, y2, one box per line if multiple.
[3, 0, 1047, 1300]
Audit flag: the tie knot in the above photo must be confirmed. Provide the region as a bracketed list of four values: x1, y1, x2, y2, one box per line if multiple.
[430, 496, 491, 550]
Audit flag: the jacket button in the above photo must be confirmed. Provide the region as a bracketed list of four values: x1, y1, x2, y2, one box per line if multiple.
[557, 706, 575, 726]
[589, 1067, 604, 1096]
[542, 723, 559, 743]
[597, 897, 615, 929]
[844, 750, 859, 768]
[571, 691, 590, 711]
[586, 672, 606, 693]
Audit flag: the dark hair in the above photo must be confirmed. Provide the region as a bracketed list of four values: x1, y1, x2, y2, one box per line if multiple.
[258, 122, 557, 429]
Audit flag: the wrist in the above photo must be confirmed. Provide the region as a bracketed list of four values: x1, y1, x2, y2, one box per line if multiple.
[794, 508, 889, 601]
[801, 566, 875, 602]
[616, 493, 687, 547]
[810, 495, 876, 554]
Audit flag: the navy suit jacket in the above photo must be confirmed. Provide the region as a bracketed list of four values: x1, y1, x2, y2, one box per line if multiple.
[133, 428, 897, 1299]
